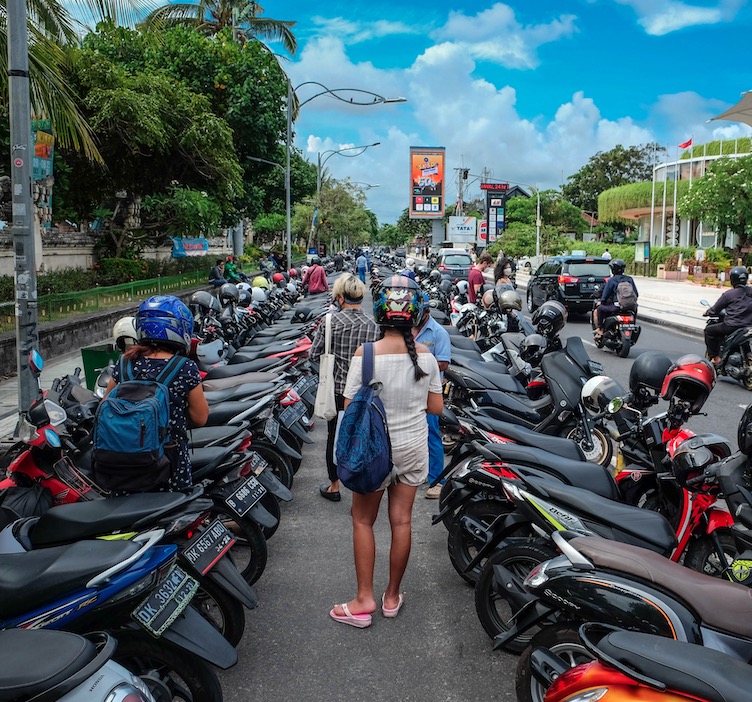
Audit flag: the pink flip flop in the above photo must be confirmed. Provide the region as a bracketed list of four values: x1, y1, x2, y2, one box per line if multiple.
[329, 603, 372, 628]
[381, 593, 404, 618]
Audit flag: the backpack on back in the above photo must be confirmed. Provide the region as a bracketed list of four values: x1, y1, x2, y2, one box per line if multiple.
[616, 278, 637, 312]
[92, 356, 186, 492]
[335, 343, 392, 494]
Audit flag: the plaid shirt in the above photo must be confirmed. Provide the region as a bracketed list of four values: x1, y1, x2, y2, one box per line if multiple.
[310, 307, 379, 396]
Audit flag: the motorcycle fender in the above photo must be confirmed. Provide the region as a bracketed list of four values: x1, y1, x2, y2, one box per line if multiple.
[463, 511, 528, 573]
[273, 434, 305, 458]
[430, 486, 474, 525]
[161, 604, 238, 669]
[493, 600, 557, 651]
[491, 562, 537, 610]
[255, 469, 293, 502]
[207, 557, 259, 609]
[429, 443, 475, 487]
[288, 419, 314, 444]
[243, 501, 279, 529]
[706, 508, 734, 534]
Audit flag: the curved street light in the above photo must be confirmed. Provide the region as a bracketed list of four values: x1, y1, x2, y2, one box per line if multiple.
[286, 82, 406, 265]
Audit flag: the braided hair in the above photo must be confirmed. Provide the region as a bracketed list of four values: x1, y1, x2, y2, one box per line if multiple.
[377, 325, 427, 381]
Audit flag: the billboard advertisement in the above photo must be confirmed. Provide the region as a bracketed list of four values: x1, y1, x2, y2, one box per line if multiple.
[409, 147, 445, 219]
[484, 183, 510, 242]
[447, 216, 477, 242]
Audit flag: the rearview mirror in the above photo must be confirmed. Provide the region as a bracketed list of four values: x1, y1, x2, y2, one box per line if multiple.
[700, 299, 710, 306]
[607, 397, 624, 414]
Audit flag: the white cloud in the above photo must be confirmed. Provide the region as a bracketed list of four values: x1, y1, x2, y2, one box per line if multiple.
[614, 0, 744, 35]
[431, 3, 578, 69]
[309, 16, 420, 43]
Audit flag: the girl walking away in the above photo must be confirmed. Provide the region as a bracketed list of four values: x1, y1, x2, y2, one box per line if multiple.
[329, 276, 443, 628]
[102, 295, 209, 492]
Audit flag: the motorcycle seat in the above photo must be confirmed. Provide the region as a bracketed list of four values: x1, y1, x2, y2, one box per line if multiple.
[204, 382, 278, 405]
[453, 358, 516, 381]
[0, 540, 141, 619]
[529, 478, 676, 554]
[451, 349, 486, 362]
[572, 535, 752, 639]
[0, 629, 99, 699]
[230, 344, 297, 363]
[203, 358, 286, 378]
[467, 412, 584, 462]
[450, 336, 482, 352]
[189, 439, 244, 470]
[444, 325, 462, 336]
[29, 492, 202, 547]
[205, 401, 265, 426]
[598, 629, 752, 702]
[188, 425, 250, 448]
[486, 444, 618, 499]
[234, 341, 296, 356]
[202, 372, 280, 391]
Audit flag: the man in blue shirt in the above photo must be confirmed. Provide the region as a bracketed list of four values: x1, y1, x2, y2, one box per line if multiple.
[592, 258, 638, 338]
[415, 293, 451, 498]
[356, 252, 369, 283]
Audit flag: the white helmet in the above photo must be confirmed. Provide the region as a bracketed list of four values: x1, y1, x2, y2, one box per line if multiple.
[237, 282, 251, 293]
[196, 338, 227, 366]
[581, 375, 624, 416]
[113, 316, 137, 351]
[457, 280, 469, 295]
[286, 282, 297, 294]
[301, 265, 309, 276]
[406, 258, 415, 269]
[251, 287, 267, 303]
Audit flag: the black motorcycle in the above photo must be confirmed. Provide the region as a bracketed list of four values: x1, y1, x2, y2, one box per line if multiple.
[591, 305, 641, 357]
[702, 299, 752, 389]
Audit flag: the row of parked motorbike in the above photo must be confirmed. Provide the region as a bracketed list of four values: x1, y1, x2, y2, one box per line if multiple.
[414, 283, 752, 701]
[0, 274, 329, 702]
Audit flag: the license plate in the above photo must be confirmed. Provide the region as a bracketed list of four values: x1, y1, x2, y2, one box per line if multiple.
[181, 520, 236, 576]
[292, 374, 317, 395]
[580, 284, 595, 292]
[132, 565, 199, 637]
[226, 475, 267, 517]
[279, 401, 306, 428]
[248, 451, 270, 476]
[264, 417, 280, 442]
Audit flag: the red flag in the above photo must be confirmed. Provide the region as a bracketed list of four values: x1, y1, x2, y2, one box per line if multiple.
[679, 138, 693, 149]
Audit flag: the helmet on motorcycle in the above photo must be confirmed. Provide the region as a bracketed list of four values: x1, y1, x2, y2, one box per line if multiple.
[311, 256, 322, 266]
[236, 282, 251, 293]
[738, 404, 752, 455]
[519, 334, 547, 365]
[292, 307, 313, 323]
[237, 289, 251, 307]
[190, 290, 220, 313]
[429, 270, 441, 283]
[301, 266, 309, 277]
[629, 351, 673, 398]
[532, 300, 568, 337]
[135, 295, 194, 352]
[289, 268, 298, 278]
[196, 337, 227, 366]
[373, 275, 424, 327]
[113, 316, 137, 352]
[672, 436, 720, 488]
[481, 289, 498, 311]
[609, 259, 627, 275]
[439, 279, 453, 294]
[218, 283, 239, 304]
[251, 287, 267, 303]
[730, 265, 749, 288]
[660, 354, 716, 414]
[252, 275, 270, 290]
[479, 283, 495, 296]
[456, 280, 469, 295]
[581, 375, 625, 415]
[498, 290, 522, 313]
[286, 282, 297, 295]
[272, 272, 285, 285]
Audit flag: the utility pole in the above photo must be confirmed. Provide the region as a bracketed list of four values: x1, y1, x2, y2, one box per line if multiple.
[457, 168, 464, 216]
[8, 0, 40, 415]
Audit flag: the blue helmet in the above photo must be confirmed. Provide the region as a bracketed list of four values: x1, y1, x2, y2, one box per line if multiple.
[135, 295, 194, 352]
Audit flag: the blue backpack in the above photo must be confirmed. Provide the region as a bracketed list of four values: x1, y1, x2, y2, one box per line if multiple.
[336, 343, 392, 493]
[92, 356, 186, 492]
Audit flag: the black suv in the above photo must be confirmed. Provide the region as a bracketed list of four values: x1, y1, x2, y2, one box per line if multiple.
[527, 256, 611, 314]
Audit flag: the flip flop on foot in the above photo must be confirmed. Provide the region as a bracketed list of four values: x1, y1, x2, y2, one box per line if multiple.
[329, 603, 372, 628]
[381, 593, 404, 618]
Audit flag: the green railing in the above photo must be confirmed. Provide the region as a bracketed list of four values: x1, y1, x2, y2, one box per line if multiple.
[0, 271, 207, 333]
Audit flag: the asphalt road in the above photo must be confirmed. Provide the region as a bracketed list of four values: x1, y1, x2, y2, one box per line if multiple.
[219, 296, 750, 702]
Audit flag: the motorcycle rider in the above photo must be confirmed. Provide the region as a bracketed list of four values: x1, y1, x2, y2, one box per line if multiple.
[592, 258, 638, 339]
[302, 256, 329, 294]
[704, 265, 752, 366]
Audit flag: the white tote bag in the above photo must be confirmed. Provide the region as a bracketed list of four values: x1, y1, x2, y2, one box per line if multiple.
[314, 314, 337, 420]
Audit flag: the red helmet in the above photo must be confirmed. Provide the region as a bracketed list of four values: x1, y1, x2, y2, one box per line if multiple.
[272, 272, 285, 284]
[289, 268, 298, 278]
[661, 354, 716, 414]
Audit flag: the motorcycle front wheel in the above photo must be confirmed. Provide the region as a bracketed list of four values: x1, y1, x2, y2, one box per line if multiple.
[565, 423, 613, 466]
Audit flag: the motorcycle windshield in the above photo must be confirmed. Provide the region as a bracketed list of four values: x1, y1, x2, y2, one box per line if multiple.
[540, 351, 588, 412]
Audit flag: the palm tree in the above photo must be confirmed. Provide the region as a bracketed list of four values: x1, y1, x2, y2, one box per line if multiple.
[143, 0, 296, 54]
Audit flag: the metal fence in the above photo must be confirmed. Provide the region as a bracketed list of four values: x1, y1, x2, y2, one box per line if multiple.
[0, 271, 206, 333]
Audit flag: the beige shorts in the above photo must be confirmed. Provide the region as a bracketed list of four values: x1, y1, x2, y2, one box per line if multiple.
[378, 444, 428, 490]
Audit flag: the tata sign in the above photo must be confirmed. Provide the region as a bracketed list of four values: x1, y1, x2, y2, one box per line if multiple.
[446, 216, 477, 243]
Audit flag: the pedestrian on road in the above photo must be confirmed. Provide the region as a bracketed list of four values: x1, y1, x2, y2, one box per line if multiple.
[494, 257, 515, 295]
[330, 277, 442, 628]
[310, 274, 379, 501]
[415, 293, 450, 499]
[356, 251, 369, 283]
[593, 259, 638, 338]
[334, 252, 344, 271]
[302, 256, 329, 294]
[704, 265, 752, 365]
[602, 249, 612, 260]
[468, 253, 493, 304]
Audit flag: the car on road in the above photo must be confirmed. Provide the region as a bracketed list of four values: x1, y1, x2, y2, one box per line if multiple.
[527, 256, 611, 315]
[394, 247, 406, 260]
[437, 251, 474, 281]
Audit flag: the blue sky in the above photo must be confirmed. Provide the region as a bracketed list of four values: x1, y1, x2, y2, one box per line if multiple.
[265, 0, 752, 223]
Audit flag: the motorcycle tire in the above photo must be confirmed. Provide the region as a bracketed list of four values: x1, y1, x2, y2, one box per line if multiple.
[618, 336, 632, 358]
[565, 422, 613, 467]
[526, 290, 538, 313]
[194, 577, 246, 647]
[516, 624, 592, 702]
[474, 540, 558, 651]
[213, 505, 268, 585]
[447, 499, 515, 585]
[684, 530, 736, 578]
[112, 632, 223, 702]
[251, 441, 294, 490]
[744, 353, 752, 391]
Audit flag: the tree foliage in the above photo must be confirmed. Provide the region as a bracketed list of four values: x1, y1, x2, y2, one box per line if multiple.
[679, 155, 752, 255]
[563, 143, 666, 217]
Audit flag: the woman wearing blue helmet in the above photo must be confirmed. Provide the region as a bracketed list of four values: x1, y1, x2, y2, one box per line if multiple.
[104, 295, 209, 491]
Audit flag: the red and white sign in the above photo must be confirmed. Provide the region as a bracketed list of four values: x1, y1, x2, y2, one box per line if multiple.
[478, 220, 487, 241]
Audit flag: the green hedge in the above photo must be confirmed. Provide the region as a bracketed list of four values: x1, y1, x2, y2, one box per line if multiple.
[598, 181, 691, 223]
[683, 138, 752, 159]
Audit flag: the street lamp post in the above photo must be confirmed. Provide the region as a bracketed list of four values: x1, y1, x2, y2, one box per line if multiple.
[285, 81, 405, 266]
